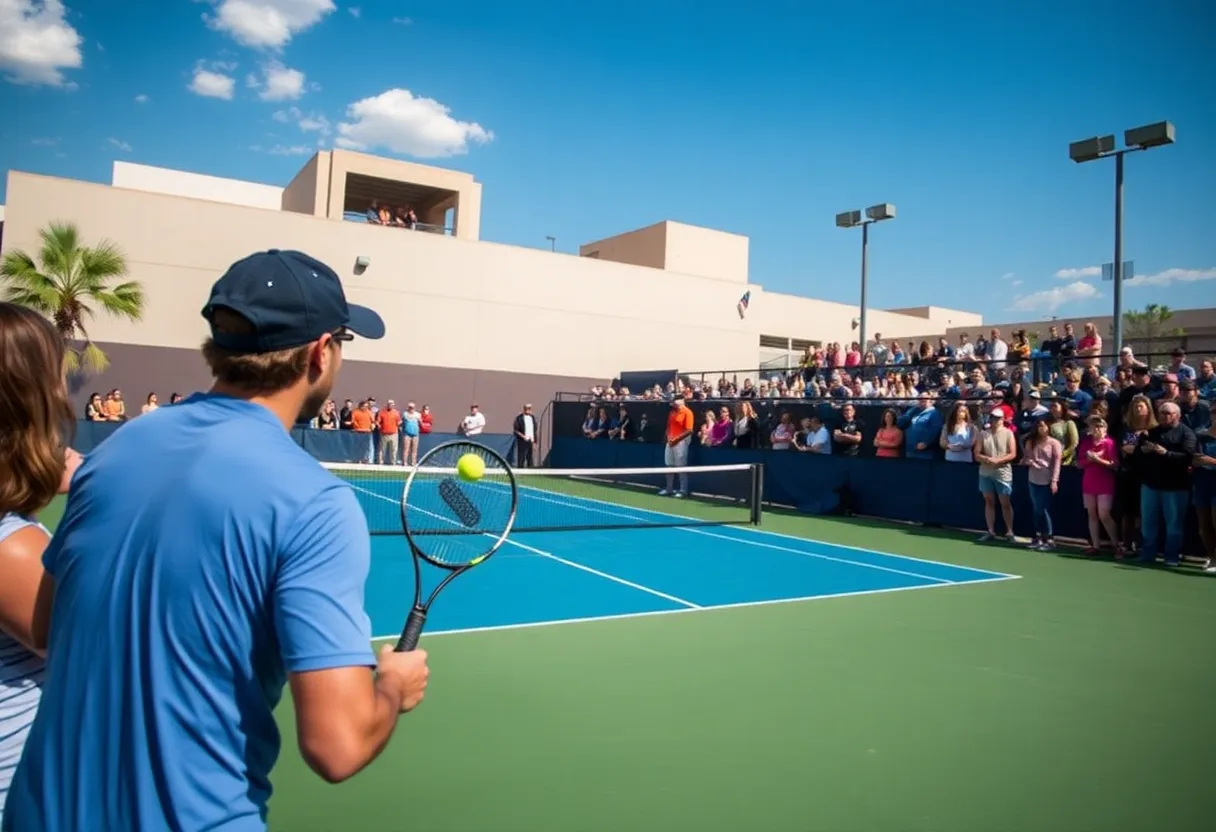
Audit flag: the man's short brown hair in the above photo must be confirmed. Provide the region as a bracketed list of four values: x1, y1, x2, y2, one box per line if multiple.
[202, 308, 313, 394]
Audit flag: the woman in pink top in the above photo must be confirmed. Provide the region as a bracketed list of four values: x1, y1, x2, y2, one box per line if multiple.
[709, 405, 733, 446]
[1076, 415, 1121, 555]
[1021, 418, 1063, 551]
[873, 408, 903, 458]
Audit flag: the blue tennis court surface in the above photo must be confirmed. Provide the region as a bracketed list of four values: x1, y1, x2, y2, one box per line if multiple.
[342, 467, 1022, 640]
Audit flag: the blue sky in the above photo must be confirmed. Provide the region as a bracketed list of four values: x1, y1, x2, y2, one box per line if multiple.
[1, 0, 1213, 324]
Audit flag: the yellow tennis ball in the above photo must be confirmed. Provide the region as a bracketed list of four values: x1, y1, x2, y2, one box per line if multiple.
[456, 453, 485, 482]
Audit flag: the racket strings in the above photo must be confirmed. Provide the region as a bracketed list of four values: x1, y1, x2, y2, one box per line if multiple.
[404, 443, 516, 568]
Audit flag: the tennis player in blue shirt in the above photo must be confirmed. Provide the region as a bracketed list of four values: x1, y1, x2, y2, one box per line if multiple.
[4, 250, 430, 831]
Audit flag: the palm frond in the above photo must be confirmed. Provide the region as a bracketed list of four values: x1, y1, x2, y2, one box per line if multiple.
[79, 240, 128, 281]
[80, 342, 110, 374]
[37, 222, 80, 280]
[93, 280, 145, 320]
[62, 346, 82, 374]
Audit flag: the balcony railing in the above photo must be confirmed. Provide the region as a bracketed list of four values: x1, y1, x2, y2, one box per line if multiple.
[342, 211, 453, 236]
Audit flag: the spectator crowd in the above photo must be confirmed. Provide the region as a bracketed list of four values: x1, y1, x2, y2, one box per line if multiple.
[576, 324, 1216, 572]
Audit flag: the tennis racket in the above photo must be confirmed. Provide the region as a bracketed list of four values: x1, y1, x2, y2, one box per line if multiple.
[395, 440, 518, 651]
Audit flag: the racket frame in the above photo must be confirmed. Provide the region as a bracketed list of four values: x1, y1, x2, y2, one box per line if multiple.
[394, 440, 518, 651]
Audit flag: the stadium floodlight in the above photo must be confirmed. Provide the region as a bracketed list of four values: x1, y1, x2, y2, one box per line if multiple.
[836, 203, 897, 358]
[1069, 135, 1115, 164]
[1125, 121, 1175, 150]
[1068, 121, 1175, 353]
[865, 203, 896, 221]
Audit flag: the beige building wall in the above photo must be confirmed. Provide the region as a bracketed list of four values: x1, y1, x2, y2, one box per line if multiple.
[579, 220, 748, 285]
[579, 222, 669, 270]
[3, 172, 757, 380]
[4, 162, 992, 382]
[111, 161, 284, 210]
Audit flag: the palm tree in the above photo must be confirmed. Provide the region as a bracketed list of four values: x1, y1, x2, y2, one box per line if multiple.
[1, 221, 144, 373]
[1109, 303, 1186, 365]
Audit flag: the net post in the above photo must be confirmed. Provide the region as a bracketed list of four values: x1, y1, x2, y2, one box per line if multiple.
[750, 462, 764, 525]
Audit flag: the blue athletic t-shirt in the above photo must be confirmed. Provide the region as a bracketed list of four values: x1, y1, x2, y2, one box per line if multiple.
[3, 394, 376, 832]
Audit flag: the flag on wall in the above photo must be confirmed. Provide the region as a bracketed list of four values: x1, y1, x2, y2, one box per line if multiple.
[737, 290, 750, 319]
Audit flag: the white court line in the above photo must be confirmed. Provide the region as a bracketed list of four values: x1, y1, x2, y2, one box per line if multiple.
[368, 573, 1022, 643]
[506, 474, 1019, 581]
[347, 483, 700, 610]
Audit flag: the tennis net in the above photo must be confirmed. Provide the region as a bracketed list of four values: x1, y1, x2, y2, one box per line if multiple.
[322, 462, 764, 535]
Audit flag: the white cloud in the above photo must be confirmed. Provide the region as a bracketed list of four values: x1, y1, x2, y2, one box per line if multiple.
[273, 106, 331, 134]
[1125, 267, 1216, 288]
[205, 0, 335, 49]
[252, 143, 312, 155]
[1054, 266, 1102, 279]
[1011, 279, 1023, 287]
[30, 136, 58, 146]
[134, 93, 149, 103]
[391, 16, 411, 24]
[249, 60, 306, 100]
[347, 6, 359, 17]
[1009, 281, 1101, 314]
[189, 66, 236, 99]
[0, 0, 84, 86]
[1000, 272, 1015, 281]
[107, 137, 132, 152]
[335, 88, 492, 158]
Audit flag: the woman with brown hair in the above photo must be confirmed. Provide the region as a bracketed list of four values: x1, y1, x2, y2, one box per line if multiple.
[1117, 393, 1157, 556]
[0, 302, 79, 819]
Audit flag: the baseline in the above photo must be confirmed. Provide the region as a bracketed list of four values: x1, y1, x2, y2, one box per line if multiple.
[369, 574, 1019, 643]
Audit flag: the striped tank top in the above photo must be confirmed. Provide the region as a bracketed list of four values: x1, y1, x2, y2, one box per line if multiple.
[0, 512, 48, 821]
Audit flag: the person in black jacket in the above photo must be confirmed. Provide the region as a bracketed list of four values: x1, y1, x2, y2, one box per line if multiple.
[1135, 401, 1197, 566]
[513, 404, 538, 468]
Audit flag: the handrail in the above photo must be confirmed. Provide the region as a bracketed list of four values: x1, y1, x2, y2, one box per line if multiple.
[679, 348, 1197, 381]
[341, 211, 452, 235]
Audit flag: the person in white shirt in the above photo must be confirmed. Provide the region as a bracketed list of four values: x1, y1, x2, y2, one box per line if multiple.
[987, 328, 1009, 374]
[459, 404, 486, 436]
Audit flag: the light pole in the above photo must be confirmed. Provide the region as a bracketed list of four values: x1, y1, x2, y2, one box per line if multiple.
[545, 235, 556, 252]
[835, 203, 896, 357]
[1069, 121, 1175, 354]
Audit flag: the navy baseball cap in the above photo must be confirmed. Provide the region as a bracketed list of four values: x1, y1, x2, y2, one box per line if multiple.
[202, 249, 384, 352]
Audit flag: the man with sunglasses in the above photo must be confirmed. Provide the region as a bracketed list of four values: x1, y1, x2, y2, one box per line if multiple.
[5, 250, 430, 831]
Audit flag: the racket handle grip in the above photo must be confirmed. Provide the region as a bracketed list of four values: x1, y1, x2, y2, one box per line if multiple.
[395, 607, 427, 652]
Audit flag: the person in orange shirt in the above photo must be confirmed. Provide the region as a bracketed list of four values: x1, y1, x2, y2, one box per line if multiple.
[376, 400, 402, 465]
[660, 398, 695, 497]
[350, 399, 375, 463]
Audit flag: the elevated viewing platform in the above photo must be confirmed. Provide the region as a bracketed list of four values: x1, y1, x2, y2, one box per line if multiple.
[110, 151, 482, 240]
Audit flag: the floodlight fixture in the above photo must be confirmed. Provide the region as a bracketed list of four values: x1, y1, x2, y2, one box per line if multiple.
[1069, 135, 1115, 164]
[835, 210, 861, 228]
[1068, 120, 1176, 354]
[865, 203, 896, 221]
[1125, 121, 1175, 150]
[836, 202, 897, 362]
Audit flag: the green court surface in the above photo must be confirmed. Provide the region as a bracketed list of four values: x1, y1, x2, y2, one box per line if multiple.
[39, 495, 1215, 831]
